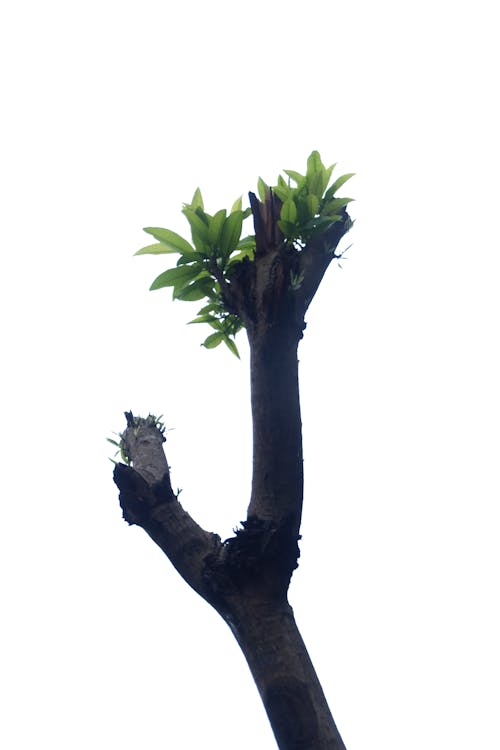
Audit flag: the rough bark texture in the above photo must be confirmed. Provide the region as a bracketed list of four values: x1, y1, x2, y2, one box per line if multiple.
[113, 192, 351, 750]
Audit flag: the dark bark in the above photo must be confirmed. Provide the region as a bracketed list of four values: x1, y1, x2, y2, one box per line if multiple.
[228, 597, 345, 750]
[113, 195, 351, 749]
[248, 326, 303, 534]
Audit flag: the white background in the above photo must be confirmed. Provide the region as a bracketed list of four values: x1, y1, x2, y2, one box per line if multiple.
[1, 1, 499, 748]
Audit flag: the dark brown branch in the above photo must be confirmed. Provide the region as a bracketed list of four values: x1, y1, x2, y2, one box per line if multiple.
[240, 200, 352, 538]
[249, 190, 283, 256]
[223, 199, 353, 547]
[247, 324, 303, 539]
[113, 414, 222, 600]
[296, 207, 352, 313]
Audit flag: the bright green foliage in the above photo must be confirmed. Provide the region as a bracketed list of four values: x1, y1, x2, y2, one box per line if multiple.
[273, 150, 354, 243]
[136, 191, 254, 357]
[136, 151, 353, 356]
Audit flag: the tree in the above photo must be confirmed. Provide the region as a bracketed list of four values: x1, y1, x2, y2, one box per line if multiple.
[112, 151, 354, 749]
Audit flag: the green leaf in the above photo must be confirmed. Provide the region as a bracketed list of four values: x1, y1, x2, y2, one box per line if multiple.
[174, 276, 213, 301]
[149, 264, 203, 291]
[278, 219, 297, 238]
[174, 287, 208, 302]
[196, 301, 219, 316]
[208, 209, 227, 250]
[224, 315, 243, 337]
[280, 198, 297, 224]
[188, 313, 219, 325]
[220, 211, 243, 258]
[223, 335, 240, 358]
[322, 197, 354, 215]
[305, 151, 328, 199]
[272, 185, 290, 203]
[303, 215, 343, 233]
[324, 173, 355, 201]
[257, 177, 269, 202]
[194, 206, 210, 226]
[202, 331, 224, 349]
[277, 175, 289, 190]
[176, 254, 193, 266]
[283, 169, 305, 186]
[306, 150, 324, 178]
[106, 438, 120, 447]
[305, 193, 319, 219]
[135, 242, 178, 256]
[182, 207, 210, 252]
[308, 171, 324, 199]
[236, 235, 256, 251]
[322, 163, 336, 192]
[227, 247, 254, 267]
[296, 198, 310, 225]
[231, 196, 242, 213]
[143, 227, 196, 256]
[190, 188, 204, 210]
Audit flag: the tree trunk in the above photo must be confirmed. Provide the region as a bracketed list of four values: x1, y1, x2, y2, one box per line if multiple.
[227, 322, 345, 749]
[248, 325, 303, 533]
[225, 594, 346, 750]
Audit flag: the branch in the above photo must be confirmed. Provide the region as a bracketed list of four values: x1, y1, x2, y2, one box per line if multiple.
[296, 207, 352, 313]
[113, 413, 222, 600]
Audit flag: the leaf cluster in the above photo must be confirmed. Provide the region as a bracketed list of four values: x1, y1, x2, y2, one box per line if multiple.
[136, 191, 255, 357]
[135, 151, 353, 356]
[258, 150, 354, 244]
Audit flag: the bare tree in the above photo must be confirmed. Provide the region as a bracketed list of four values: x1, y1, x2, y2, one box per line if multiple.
[113, 152, 354, 749]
